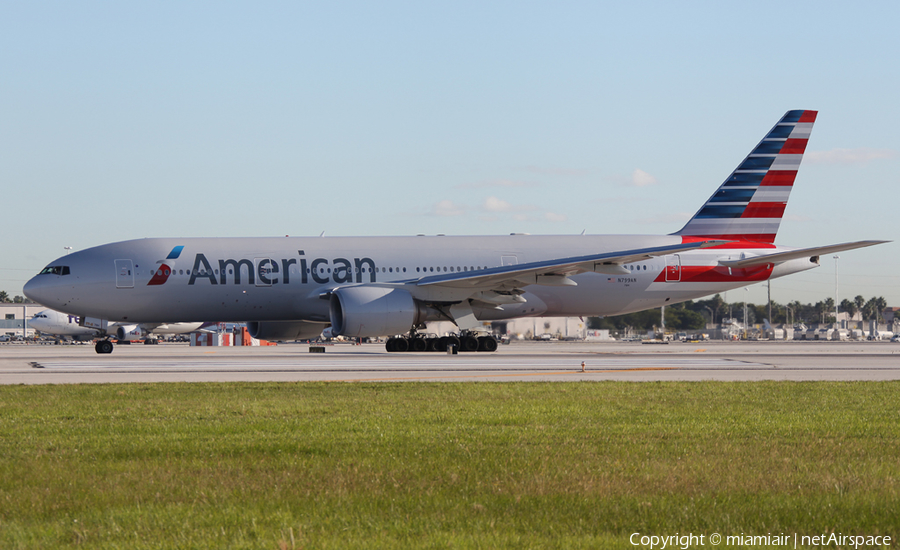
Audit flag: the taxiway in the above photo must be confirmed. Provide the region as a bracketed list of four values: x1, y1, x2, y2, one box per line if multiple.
[0, 340, 898, 384]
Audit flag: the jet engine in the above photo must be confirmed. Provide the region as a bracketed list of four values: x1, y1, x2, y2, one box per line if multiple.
[246, 321, 328, 341]
[329, 286, 434, 338]
[116, 325, 143, 341]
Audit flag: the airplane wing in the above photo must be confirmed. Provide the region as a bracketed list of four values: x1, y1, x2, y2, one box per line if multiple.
[411, 240, 730, 290]
[717, 240, 888, 269]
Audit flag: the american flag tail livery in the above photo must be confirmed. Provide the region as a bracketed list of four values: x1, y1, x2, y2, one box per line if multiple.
[674, 110, 817, 244]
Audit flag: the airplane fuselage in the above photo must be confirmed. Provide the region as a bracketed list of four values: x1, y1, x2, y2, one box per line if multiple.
[24, 234, 817, 325]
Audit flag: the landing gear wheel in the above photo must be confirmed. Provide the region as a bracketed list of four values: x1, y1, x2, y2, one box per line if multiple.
[393, 338, 409, 352]
[409, 338, 427, 352]
[477, 336, 498, 352]
[386, 337, 410, 352]
[460, 335, 479, 352]
[95, 340, 114, 354]
[425, 338, 438, 352]
[435, 337, 448, 352]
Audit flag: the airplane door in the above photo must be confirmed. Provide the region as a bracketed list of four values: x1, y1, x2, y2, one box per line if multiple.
[665, 254, 681, 282]
[115, 259, 134, 288]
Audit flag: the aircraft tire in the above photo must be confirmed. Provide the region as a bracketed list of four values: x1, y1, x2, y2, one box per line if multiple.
[393, 337, 409, 352]
[477, 336, 498, 352]
[425, 338, 438, 352]
[435, 337, 448, 352]
[409, 338, 427, 352]
[460, 335, 479, 352]
[96, 340, 114, 354]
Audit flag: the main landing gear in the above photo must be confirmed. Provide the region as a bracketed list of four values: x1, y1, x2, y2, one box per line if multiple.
[94, 339, 114, 354]
[385, 333, 499, 353]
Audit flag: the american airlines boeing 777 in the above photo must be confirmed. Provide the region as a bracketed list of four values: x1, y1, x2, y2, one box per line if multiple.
[24, 111, 886, 353]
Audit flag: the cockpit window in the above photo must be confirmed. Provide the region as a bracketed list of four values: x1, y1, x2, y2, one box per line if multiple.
[39, 266, 70, 276]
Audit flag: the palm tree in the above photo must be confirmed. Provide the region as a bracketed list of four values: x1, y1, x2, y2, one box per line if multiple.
[814, 301, 826, 324]
[862, 297, 887, 322]
[710, 294, 726, 324]
[854, 295, 866, 320]
[840, 298, 858, 325]
[873, 296, 888, 323]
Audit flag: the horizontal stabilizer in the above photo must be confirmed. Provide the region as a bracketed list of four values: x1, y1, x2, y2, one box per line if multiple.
[718, 240, 889, 268]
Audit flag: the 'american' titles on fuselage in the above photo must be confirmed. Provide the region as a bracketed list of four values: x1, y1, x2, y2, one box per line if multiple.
[187, 250, 377, 286]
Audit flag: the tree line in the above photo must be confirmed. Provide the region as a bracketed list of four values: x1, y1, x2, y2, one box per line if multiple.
[588, 294, 891, 333]
[0, 292, 27, 303]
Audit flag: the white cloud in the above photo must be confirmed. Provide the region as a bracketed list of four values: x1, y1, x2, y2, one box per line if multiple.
[483, 196, 512, 212]
[630, 168, 658, 187]
[482, 196, 530, 213]
[430, 200, 466, 217]
[805, 148, 898, 164]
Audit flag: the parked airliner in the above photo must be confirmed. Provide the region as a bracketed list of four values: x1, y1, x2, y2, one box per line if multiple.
[29, 309, 205, 351]
[24, 110, 886, 353]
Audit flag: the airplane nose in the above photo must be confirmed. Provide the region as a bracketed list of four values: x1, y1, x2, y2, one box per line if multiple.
[23, 275, 50, 305]
[24, 273, 67, 308]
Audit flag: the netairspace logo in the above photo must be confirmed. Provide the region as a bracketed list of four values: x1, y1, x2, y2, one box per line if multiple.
[629, 531, 893, 549]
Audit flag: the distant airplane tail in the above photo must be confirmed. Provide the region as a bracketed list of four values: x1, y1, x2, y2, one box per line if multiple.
[674, 110, 817, 244]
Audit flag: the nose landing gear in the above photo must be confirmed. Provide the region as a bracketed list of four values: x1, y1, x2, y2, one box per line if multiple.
[94, 339, 114, 354]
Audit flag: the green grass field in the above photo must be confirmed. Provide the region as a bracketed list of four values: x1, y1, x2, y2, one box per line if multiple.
[1, 382, 898, 549]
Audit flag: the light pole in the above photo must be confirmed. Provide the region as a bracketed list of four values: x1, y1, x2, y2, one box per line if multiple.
[743, 287, 749, 339]
[64, 246, 72, 255]
[833, 255, 840, 327]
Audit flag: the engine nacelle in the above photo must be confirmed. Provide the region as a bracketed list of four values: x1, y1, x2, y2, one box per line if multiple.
[246, 321, 328, 341]
[116, 324, 143, 341]
[329, 286, 430, 338]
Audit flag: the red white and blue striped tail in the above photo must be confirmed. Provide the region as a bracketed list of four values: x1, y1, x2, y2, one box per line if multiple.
[674, 110, 817, 244]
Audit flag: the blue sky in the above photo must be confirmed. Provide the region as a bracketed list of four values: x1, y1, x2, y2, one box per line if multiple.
[2, 1, 898, 308]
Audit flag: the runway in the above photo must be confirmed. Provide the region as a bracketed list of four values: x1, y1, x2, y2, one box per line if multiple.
[1, 340, 899, 383]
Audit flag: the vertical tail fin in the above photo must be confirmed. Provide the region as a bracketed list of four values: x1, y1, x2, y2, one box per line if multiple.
[674, 110, 817, 243]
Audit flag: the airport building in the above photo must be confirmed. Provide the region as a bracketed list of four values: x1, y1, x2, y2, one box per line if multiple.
[0, 302, 42, 338]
